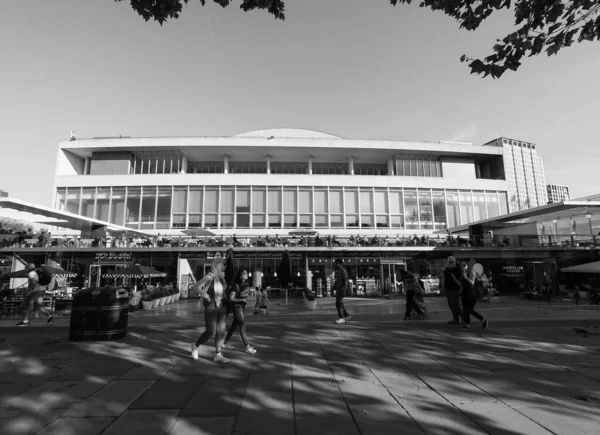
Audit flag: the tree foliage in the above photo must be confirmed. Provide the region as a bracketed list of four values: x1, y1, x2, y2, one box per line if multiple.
[117, 0, 600, 78]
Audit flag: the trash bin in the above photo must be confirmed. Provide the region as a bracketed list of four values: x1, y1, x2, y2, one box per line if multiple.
[69, 287, 129, 341]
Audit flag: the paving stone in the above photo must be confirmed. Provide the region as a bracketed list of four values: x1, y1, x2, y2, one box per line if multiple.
[181, 380, 245, 417]
[296, 411, 360, 435]
[247, 373, 292, 392]
[349, 403, 423, 435]
[129, 375, 205, 409]
[102, 409, 179, 435]
[335, 377, 396, 404]
[167, 416, 235, 435]
[232, 408, 294, 435]
[35, 417, 114, 435]
[241, 388, 293, 410]
[119, 364, 173, 380]
[515, 406, 600, 435]
[408, 408, 486, 435]
[63, 380, 153, 417]
[0, 414, 37, 435]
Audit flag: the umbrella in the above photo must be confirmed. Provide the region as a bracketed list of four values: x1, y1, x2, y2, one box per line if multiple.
[277, 250, 293, 304]
[224, 248, 235, 288]
[182, 229, 215, 237]
[103, 264, 167, 278]
[2, 265, 76, 279]
[561, 261, 600, 274]
[288, 230, 318, 236]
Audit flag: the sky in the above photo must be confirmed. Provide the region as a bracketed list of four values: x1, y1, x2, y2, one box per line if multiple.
[0, 0, 598, 207]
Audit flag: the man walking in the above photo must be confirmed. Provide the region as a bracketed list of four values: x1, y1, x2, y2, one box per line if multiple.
[443, 256, 463, 324]
[16, 263, 55, 327]
[333, 259, 351, 324]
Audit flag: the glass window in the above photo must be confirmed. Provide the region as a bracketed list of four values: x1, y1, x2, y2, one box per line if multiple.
[498, 192, 508, 215]
[205, 214, 218, 228]
[315, 215, 328, 228]
[473, 191, 487, 221]
[188, 214, 201, 228]
[404, 189, 418, 230]
[299, 215, 312, 228]
[314, 190, 327, 213]
[66, 188, 80, 215]
[220, 189, 234, 213]
[189, 188, 202, 213]
[56, 188, 67, 211]
[360, 215, 374, 228]
[403, 158, 410, 176]
[374, 190, 388, 214]
[396, 156, 404, 176]
[125, 187, 141, 227]
[459, 191, 474, 225]
[252, 214, 266, 228]
[418, 189, 433, 229]
[416, 157, 424, 177]
[424, 158, 431, 177]
[360, 190, 373, 214]
[389, 190, 403, 215]
[141, 186, 156, 224]
[432, 190, 447, 230]
[110, 188, 125, 226]
[236, 188, 250, 228]
[329, 189, 342, 213]
[204, 188, 218, 213]
[376, 215, 389, 228]
[446, 190, 459, 228]
[410, 159, 417, 177]
[283, 189, 297, 213]
[172, 215, 186, 229]
[299, 189, 313, 213]
[156, 188, 171, 228]
[252, 189, 266, 212]
[436, 161, 442, 177]
[330, 215, 343, 228]
[486, 192, 500, 218]
[95, 187, 111, 222]
[173, 188, 187, 213]
[221, 214, 234, 228]
[346, 215, 359, 228]
[430, 160, 437, 177]
[345, 190, 358, 214]
[268, 188, 281, 214]
[81, 188, 95, 218]
[391, 215, 405, 228]
[284, 214, 297, 228]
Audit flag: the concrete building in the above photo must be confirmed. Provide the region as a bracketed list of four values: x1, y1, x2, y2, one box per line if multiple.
[483, 137, 547, 212]
[53, 129, 510, 236]
[547, 184, 570, 203]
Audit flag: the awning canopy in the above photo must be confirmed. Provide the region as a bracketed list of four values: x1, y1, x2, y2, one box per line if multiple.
[103, 264, 167, 278]
[561, 261, 600, 274]
[0, 198, 154, 237]
[1, 266, 76, 279]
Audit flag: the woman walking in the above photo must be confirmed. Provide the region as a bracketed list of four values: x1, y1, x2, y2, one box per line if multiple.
[223, 268, 257, 354]
[400, 269, 425, 320]
[190, 255, 231, 363]
[459, 261, 489, 331]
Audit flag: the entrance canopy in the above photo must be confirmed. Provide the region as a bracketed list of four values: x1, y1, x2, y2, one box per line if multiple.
[561, 261, 600, 274]
[0, 197, 153, 237]
[446, 200, 600, 234]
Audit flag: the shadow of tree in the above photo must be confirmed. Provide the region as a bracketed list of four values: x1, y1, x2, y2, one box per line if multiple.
[0, 315, 599, 434]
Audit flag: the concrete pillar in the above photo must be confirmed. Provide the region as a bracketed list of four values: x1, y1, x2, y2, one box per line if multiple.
[349, 156, 355, 176]
[180, 155, 188, 174]
[266, 154, 272, 174]
[84, 157, 91, 175]
[387, 158, 394, 176]
[224, 154, 230, 174]
[308, 156, 313, 175]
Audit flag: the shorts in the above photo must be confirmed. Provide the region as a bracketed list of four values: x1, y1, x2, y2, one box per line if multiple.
[21, 290, 47, 309]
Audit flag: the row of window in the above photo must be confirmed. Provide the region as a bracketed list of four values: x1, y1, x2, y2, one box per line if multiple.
[56, 186, 509, 231]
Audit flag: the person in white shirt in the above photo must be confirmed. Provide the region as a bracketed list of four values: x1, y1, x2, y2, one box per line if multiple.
[16, 263, 55, 327]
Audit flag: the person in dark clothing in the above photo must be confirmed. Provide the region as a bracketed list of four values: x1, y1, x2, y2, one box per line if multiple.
[222, 268, 257, 354]
[443, 256, 463, 324]
[334, 259, 351, 324]
[459, 262, 489, 331]
[400, 269, 425, 320]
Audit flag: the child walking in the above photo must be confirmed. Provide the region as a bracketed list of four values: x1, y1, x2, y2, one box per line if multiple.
[254, 285, 269, 315]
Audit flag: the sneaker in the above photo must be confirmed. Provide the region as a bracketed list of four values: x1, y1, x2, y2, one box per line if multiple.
[482, 319, 489, 330]
[190, 342, 199, 360]
[461, 325, 472, 331]
[245, 346, 257, 354]
[213, 353, 231, 363]
[335, 318, 346, 324]
[15, 321, 30, 327]
[47, 315, 55, 324]
[222, 343, 235, 350]
[447, 319, 460, 324]
[345, 315, 352, 322]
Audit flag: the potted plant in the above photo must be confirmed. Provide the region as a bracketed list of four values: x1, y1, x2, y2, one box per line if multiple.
[151, 289, 161, 308]
[158, 289, 167, 306]
[141, 290, 153, 311]
[302, 287, 317, 311]
[129, 290, 142, 312]
[168, 287, 176, 303]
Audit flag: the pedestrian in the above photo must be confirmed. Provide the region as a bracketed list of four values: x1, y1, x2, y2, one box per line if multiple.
[254, 285, 270, 315]
[15, 263, 56, 327]
[190, 255, 231, 363]
[222, 268, 257, 354]
[459, 261, 488, 331]
[400, 269, 425, 320]
[443, 256, 463, 324]
[333, 259, 351, 324]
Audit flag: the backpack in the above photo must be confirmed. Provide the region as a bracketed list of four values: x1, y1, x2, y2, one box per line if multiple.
[35, 267, 52, 286]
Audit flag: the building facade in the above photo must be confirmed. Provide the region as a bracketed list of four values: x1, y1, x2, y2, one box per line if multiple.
[483, 137, 547, 212]
[53, 129, 510, 236]
[547, 184, 570, 203]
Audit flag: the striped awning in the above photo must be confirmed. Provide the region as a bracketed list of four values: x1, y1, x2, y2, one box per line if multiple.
[2, 266, 77, 279]
[103, 264, 167, 279]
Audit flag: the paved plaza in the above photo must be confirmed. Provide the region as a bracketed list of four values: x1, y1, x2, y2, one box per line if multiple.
[1, 297, 600, 434]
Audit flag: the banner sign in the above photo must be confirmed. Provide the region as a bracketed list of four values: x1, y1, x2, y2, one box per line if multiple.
[95, 252, 132, 262]
[502, 265, 524, 276]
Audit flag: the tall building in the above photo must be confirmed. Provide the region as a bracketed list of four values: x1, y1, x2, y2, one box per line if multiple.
[483, 137, 547, 212]
[0, 189, 8, 198]
[546, 184, 570, 203]
[52, 129, 510, 235]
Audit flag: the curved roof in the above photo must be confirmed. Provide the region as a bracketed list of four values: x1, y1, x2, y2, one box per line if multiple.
[234, 128, 342, 139]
